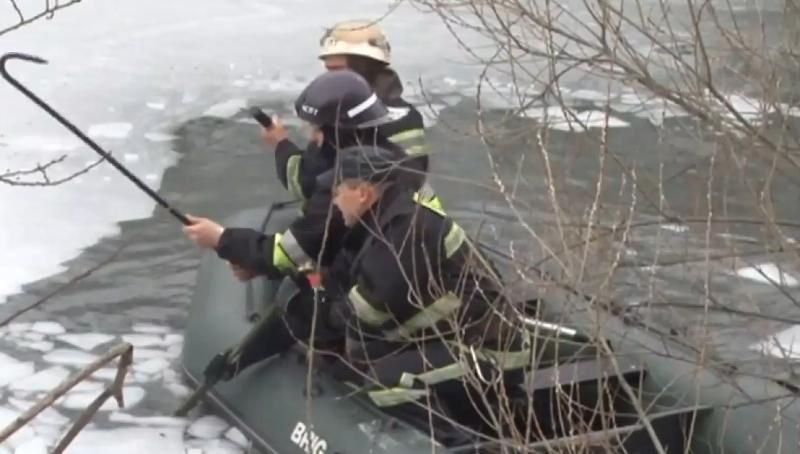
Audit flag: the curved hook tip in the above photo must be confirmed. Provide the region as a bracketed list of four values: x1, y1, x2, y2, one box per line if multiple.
[0, 52, 49, 66]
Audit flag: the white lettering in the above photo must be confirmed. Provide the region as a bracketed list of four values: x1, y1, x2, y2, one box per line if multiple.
[301, 104, 318, 116]
[289, 421, 327, 454]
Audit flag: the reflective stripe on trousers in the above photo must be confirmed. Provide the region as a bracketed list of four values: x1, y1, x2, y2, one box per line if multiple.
[367, 338, 532, 407]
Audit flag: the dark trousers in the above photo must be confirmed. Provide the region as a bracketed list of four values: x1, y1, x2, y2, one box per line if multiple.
[346, 337, 527, 446]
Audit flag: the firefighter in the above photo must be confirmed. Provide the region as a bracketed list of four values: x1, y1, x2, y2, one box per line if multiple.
[261, 19, 440, 209]
[313, 144, 532, 443]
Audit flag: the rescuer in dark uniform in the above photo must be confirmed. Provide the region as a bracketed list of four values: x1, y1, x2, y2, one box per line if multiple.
[310, 145, 531, 443]
[260, 19, 440, 209]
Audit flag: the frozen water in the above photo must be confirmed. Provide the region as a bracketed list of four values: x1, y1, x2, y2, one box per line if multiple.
[58, 386, 145, 411]
[660, 224, 689, 233]
[9, 437, 47, 454]
[7, 399, 69, 426]
[43, 349, 99, 367]
[123, 153, 140, 163]
[144, 132, 177, 142]
[132, 323, 172, 334]
[108, 412, 188, 427]
[20, 332, 44, 342]
[751, 325, 800, 359]
[89, 368, 121, 381]
[18, 341, 55, 353]
[167, 344, 183, 359]
[88, 123, 134, 140]
[186, 438, 243, 454]
[58, 333, 115, 351]
[133, 358, 171, 375]
[6, 323, 31, 334]
[30, 322, 65, 335]
[9, 367, 71, 392]
[0, 353, 34, 388]
[202, 99, 247, 118]
[131, 348, 172, 360]
[187, 415, 229, 439]
[146, 101, 167, 110]
[224, 427, 248, 448]
[62, 427, 185, 454]
[0, 407, 36, 449]
[121, 334, 165, 348]
[735, 263, 800, 287]
[166, 383, 191, 398]
[2, 135, 81, 153]
[521, 106, 630, 130]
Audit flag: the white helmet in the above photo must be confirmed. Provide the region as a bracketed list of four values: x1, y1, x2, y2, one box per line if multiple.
[318, 19, 391, 64]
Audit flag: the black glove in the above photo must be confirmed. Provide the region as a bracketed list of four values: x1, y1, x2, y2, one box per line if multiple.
[203, 351, 236, 383]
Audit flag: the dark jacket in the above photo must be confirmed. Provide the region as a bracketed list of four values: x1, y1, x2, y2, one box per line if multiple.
[324, 184, 502, 357]
[216, 188, 347, 279]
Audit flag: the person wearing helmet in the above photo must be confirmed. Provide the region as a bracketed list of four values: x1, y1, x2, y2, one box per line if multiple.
[261, 19, 441, 210]
[180, 72, 411, 376]
[310, 145, 531, 443]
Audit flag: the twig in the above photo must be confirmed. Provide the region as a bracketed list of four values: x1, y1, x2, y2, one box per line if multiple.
[0, 342, 133, 446]
[0, 0, 84, 38]
[53, 343, 133, 453]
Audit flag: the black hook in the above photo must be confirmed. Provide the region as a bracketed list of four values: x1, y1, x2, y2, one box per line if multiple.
[1, 52, 191, 225]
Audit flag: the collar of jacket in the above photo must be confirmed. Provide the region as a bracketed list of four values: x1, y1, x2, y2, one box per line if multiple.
[373, 67, 403, 100]
[357, 183, 417, 234]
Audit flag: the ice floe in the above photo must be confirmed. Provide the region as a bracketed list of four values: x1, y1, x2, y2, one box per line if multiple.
[10, 436, 47, 454]
[30, 322, 65, 336]
[0, 407, 36, 449]
[735, 263, 800, 287]
[57, 333, 115, 351]
[187, 415, 229, 439]
[0, 353, 34, 388]
[185, 438, 243, 454]
[132, 358, 171, 375]
[43, 349, 99, 367]
[87, 122, 134, 140]
[9, 367, 71, 392]
[57, 386, 145, 411]
[62, 426, 185, 454]
[132, 323, 172, 334]
[144, 132, 177, 142]
[108, 412, 188, 427]
[224, 427, 248, 448]
[121, 334, 166, 348]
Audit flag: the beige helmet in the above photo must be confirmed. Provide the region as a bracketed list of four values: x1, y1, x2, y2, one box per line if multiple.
[318, 19, 391, 64]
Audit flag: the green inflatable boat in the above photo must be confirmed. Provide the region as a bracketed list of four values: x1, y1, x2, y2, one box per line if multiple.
[181, 201, 800, 453]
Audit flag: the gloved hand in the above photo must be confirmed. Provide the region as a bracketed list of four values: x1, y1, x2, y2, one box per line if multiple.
[203, 351, 237, 383]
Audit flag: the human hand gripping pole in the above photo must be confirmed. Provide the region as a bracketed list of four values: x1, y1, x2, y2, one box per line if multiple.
[0, 52, 192, 225]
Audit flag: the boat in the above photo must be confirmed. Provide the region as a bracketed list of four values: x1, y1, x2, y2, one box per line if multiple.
[181, 199, 800, 453]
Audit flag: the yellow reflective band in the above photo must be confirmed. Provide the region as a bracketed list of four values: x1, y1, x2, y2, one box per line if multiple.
[399, 344, 533, 387]
[272, 234, 297, 272]
[383, 292, 461, 341]
[443, 223, 466, 258]
[404, 144, 429, 156]
[388, 129, 425, 143]
[389, 129, 428, 156]
[418, 197, 445, 216]
[348, 286, 393, 326]
[286, 155, 304, 200]
[278, 230, 313, 270]
[367, 388, 428, 407]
